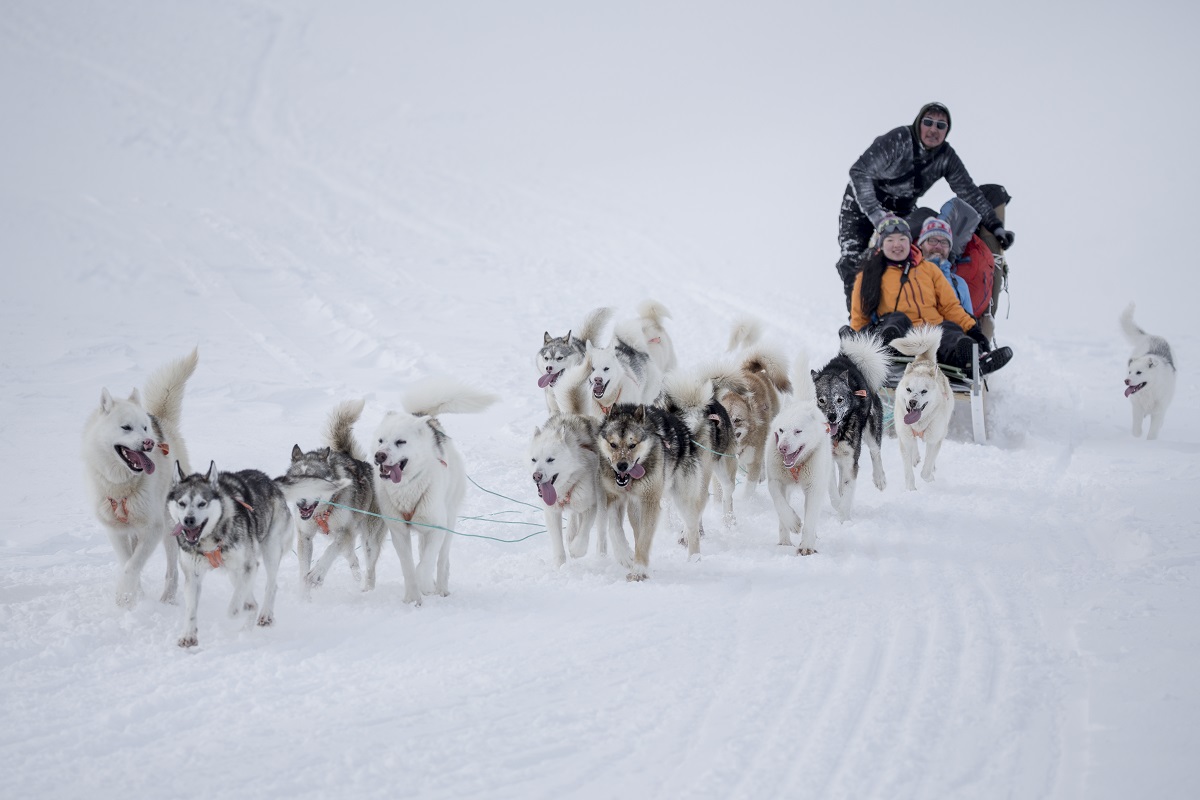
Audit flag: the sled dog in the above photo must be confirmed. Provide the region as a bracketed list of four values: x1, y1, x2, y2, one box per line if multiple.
[82, 348, 198, 608]
[812, 333, 890, 519]
[528, 413, 607, 566]
[636, 298, 678, 373]
[535, 306, 614, 413]
[891, 325, 954, 491]
[766, 350, 834, 555]
[278, 399, 388, 591]
[167, 461, 291, 648]
[1120, 303, 1176, 440]
[598, 375, 730, 580]
[372, 379, 497, 605]
[714, 317, 793, 492]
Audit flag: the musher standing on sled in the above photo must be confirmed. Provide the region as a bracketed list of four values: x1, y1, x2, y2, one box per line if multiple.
[835, 101, 1015, 310]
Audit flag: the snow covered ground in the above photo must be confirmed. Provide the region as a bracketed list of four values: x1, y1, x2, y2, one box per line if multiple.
[2, 2, 1198, 798]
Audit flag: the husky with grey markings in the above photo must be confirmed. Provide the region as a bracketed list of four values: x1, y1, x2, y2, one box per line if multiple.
[81, 348, 198, 608]
[277, 399, 387, 591]
[598, 375, 728, 580]
[766, 350, 834, 555]
[1120, 302, 1176, 440]
[528, 413, 607, 567]
[167, 461, 292, 648]
[372, 378, 497, 605]
[812, 333, 890, 520]
[535, 306, 614, 414]
[891, 325, 954, 491]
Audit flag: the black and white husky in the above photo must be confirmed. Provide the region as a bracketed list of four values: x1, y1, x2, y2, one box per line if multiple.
[598, 376, 732, 580]
[528, 413, 607, 567]
[812, 333, 891, 520]
[81, 348, 198, 608]
[278, 399, 387, 591]
[1120, 302, 1176, 440]
[891, 325, 954, 491]
[535, 307, 613, 413]
[167, 461, 292, 648]
[371, 379, 497, 605]
[766, 350, 834, 555]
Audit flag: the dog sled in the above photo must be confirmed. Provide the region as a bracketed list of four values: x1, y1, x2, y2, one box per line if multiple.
[879, 343, 988, 444]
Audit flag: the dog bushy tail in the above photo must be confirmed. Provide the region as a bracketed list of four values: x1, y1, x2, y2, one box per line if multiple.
[637, 298, 672, 328]
[742, 346, 793, 395]
[575, 306, 615, 347]
[662, 370, 716, 433]
[1119, 302, 1146, 344]
[143, 348, 199, 473]
[791, 349, 816, 403]
[726, 315, 763, 352]
[839, 332, 891, 393]
[890, 324, 942, 365]
[325, 398, 368, 462]
[403, 378, 498, 417]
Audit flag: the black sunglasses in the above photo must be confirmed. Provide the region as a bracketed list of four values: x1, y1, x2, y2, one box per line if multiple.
[921, 118, 948, 131]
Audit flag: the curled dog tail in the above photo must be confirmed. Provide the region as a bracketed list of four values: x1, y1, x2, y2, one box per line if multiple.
[575, 306, 615, 347]
[839, 332, 892, 393]
[637, 298, 672, 328]
[791, 350, 816, 403]
[743, 345, 793, 395]
[726, 315, 763, 352]
[1119, 302, 1146, 344]
[143, 348, 199, 474]
[325, 398, 367, 461]
[403, 377, 498, 417]
[890, 324, 943, 365]
[661, 371, 716, 433]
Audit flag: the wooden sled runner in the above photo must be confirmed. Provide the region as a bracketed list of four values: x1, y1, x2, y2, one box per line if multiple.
[879, 343, 988, 444]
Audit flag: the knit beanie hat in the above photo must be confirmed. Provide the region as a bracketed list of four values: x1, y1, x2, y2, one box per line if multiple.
[917, 217, 953, 246]
[876, 214, 911, 242]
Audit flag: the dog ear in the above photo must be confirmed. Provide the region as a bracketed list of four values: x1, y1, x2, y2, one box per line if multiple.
[564, 329, 572, 344]
[544, 331, 552, 344]
[205, 461, 218, 487]
[128, 388, 142, 407]
[291, 444, 304, 461]
[810, 369, 819, 382]
[319, 447, 331, 460]
[633, 405, 646, 422]
[174, 460, 186, 483]
[100, 388, 114, 412]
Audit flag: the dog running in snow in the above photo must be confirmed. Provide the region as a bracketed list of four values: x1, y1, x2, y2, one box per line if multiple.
[167, 461, 292, 648]
[81, 348, 198, 608]
[811, 333, 891, 519]
[891, 325, 954, 491]
[1120, 302, 1176, 440]
[766, 349, 834, 555]
[598, 374, 733, 580]
[371, 378, 497, 605]
[528, 412, 608, 567]
[535, 306, 613, 414]
[277, 399, 387, 591]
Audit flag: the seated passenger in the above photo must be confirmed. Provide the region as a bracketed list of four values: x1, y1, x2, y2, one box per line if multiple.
[848, 215, 1013, 377]
[916, 217, 973, 315]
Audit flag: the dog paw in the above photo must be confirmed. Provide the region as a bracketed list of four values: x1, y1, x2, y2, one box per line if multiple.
[873, 475, 887, 491]
[349, 565, 363, 583]
[796, 547, 818, 556]
[256, 612, 273, 627]
[626, 571, 649, 582]
[115, 590, 137, 610]
[304, 572, 324, 589]
[159, 590, 178, 605]
[403, 592, 423, 606]
[687, 552, 702, 563]
[178, 634, 198, 648]
[921, 471, 935, 483]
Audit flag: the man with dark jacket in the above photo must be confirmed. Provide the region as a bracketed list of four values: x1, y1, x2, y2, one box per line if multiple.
[835, 102, 1015, 308]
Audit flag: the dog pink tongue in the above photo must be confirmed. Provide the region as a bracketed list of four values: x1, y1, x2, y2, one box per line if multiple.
[1124, 385, 1137, 397]
[171, 523, 184, 538]
[628, 463, 646, 479]
[387, 465, 403, 484]
[130, 449, 156, 474]
[904, 408, 922, 425]
[538, 373, 555, 389]
[539, 481, 557, 506]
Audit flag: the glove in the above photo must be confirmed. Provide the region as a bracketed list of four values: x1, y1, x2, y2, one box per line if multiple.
[992, 226, 1015, 249]
[966, 325, 992, 351]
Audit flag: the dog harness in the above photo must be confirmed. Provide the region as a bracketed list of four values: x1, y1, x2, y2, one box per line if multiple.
[204, 549, 224, 569]
[108, 497, 130, 524]
[598, 386, 623, 416]
[315, 506, 333, 534]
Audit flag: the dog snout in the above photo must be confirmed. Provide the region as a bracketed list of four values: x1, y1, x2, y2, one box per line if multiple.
[615, 460, 629, 473]
[141, 438, 155, 451]
[183, 515, 196, 527]
[1124, 378, 1131, 386]
[374, 451, 387, 465]
[532, 470, 544, 484]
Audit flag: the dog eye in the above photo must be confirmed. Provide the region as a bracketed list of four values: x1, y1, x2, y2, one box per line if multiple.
[546, 457, 555, 463]
[817, 398, 825, 405]
[394, 439, 405, 446]
[197, 500, 207, 508]
[836, 397, 844, 405]
[121, 424, 133, 431]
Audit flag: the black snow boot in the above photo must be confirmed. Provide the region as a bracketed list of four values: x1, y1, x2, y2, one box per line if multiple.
[977, 346, 1014, 376]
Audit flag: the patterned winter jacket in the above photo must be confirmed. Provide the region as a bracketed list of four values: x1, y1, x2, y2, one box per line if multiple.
[849, 254, 978, 333]
[848, 102, 1002, 232]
